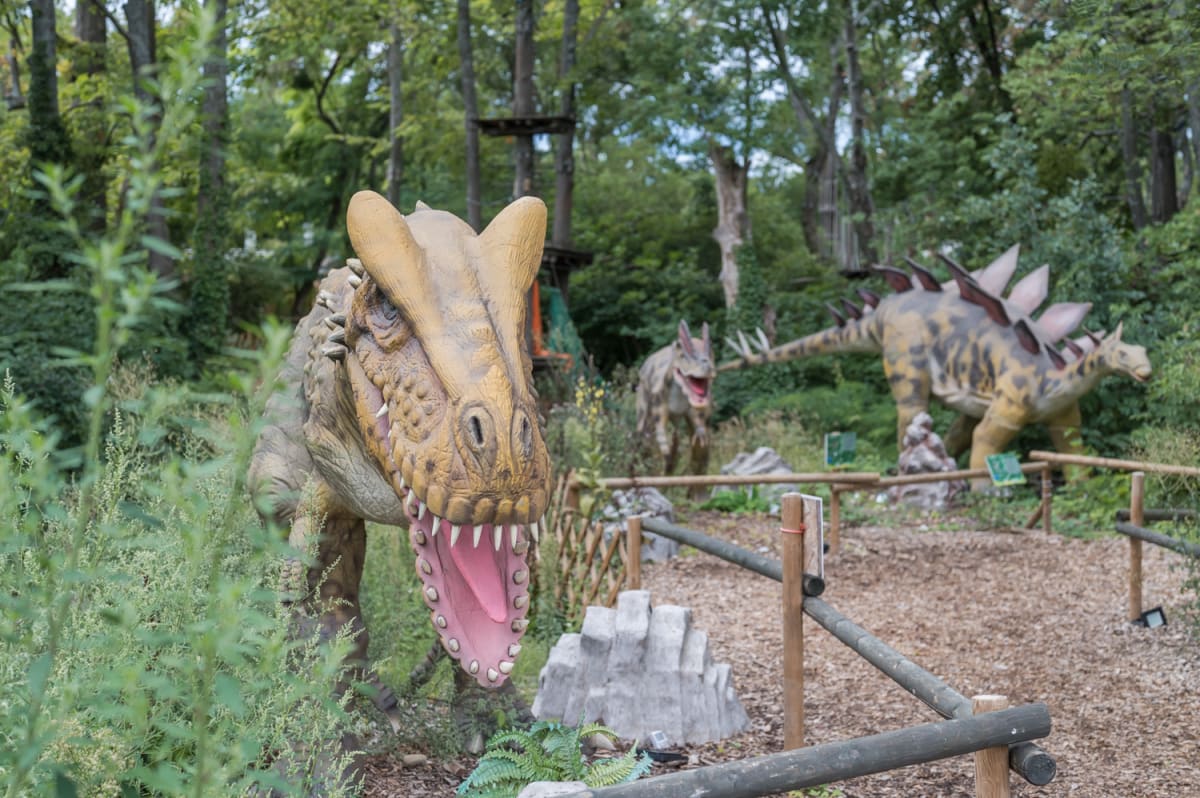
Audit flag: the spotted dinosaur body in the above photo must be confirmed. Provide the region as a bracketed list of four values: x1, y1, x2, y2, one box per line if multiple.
[249, 192, 551, 707]
[636, 321, 716, 477]
[723, 246, 1151, 486]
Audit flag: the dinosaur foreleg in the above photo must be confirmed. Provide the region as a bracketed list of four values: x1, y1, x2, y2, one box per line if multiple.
[885, 354, 932, 451]
[944, 414, 979, 459]
[1046, 403, 1088, 483]
[686, 408, 712, 499]
[968, 410, 1022, 491]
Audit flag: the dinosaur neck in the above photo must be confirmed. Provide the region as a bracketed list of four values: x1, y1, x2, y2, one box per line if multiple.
[1043, 349, 1111, 404]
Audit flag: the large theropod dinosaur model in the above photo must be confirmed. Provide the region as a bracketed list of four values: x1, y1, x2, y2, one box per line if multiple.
[636, 320, 716, 478]
[249, 191, 551, 713]
[723, 246, 1151, 486]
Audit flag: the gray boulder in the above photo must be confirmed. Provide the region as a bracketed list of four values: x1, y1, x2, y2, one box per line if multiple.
[532, 591, 750, 747]
[888, 412, 966, 510]
[715, 446, 798, 515]
[600, 487, 679, 562]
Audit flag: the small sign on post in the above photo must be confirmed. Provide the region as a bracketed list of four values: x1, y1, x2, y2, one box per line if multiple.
[985, 453, 1026, 487]
[800, 494, 825, 580]
[824, 432, 857, 468]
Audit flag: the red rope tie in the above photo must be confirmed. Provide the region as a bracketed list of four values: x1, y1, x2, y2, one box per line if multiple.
[780, 523, 806, 535]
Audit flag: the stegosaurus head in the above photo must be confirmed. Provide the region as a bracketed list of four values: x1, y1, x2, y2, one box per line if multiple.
[672, 320, 715, 408]
[1093, 323, 1152, 383]
[344, 191, 551, 687]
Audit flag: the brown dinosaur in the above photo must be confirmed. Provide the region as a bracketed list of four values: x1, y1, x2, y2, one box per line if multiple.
[723, 246, 1151, 487]
[249, 192, 551, 713]
[636, 320, 716, 478]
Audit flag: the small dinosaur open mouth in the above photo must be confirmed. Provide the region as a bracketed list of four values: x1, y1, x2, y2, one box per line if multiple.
[676, 369, 711, 406]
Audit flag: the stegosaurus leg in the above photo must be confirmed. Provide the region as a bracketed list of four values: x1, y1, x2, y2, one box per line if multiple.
[884, 351, 932, 449]
[944, 414, 979, 459]
[1046, 403, 1088, 483]
[968, 409, 1022, 490]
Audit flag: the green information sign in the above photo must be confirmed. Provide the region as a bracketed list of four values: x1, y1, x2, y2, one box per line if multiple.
[824, 432, 857, 467]
[985, 453, 1026, 487]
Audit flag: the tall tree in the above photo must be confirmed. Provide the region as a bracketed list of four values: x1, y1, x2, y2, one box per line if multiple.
[188, 0, 231, 361]
[709, 142, 748, 309]
[27, 0, 72, 278]
[552, 0, 579, 247]
[387, 20, 403, 207]
[513, 0, 535, 199]
[457, 0, 482, 230]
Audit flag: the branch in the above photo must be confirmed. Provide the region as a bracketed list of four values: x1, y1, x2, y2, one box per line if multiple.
[92, 0, 130, 45]
[579, 0, 617, 53]
[314, 51, 356, 136]
[759, 2, 838, 158]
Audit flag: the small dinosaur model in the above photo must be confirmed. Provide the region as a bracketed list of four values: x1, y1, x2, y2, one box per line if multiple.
[722, 246, 1151, 486]
[636, 320, 716, 478]
[249, 192, 551, 712]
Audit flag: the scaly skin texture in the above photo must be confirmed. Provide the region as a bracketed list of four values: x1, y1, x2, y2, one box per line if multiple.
[722, 247, 1151, 488]
[636, 321, 716, 478]
[249, 192, 551, 706]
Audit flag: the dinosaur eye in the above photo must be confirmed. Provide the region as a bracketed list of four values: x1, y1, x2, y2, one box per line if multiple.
[372, 287, 399, 323]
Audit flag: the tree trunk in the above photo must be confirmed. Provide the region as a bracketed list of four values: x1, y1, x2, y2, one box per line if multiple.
[709, 143, 749, 309]
[513, 0, 535, 199]
[1187, 81, 1200, 205]
[552, 0, 579, 247]
[842, 0, 876, 269]
[1148, 127, 1178, 224]
[28, 0, 66, 167]
[124, 0, 172, 279]
[74, 0, 106, 76]
[189, 0, 230, 361]
[457, 0, 482, 231]
[387, 22, 403, 208]
[1120, 87, 1148, 230]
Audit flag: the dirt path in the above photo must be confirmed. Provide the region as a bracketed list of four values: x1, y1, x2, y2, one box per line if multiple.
[366, 511, 1200, 797]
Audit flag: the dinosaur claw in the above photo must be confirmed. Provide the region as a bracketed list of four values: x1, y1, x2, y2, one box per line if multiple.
[321, 344, 346, 361]
[327, 329, 346, 345]
[346, 257, 365, 276]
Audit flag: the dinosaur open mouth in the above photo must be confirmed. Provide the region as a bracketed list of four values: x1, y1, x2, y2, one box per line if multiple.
[402, 489, 533, 687]
[346, 356, 538, 687]
[676, 369, 711, 406]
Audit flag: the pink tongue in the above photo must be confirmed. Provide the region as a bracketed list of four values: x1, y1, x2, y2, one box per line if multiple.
[449, 526, 509, 623]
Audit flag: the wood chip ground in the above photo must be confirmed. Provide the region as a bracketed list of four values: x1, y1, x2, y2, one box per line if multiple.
[365, 510, 1200, 797]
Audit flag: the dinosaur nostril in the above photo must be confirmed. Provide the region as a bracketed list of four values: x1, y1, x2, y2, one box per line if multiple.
[468, 415, 485, 448]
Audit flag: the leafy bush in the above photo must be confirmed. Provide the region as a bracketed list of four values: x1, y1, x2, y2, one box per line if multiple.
[456, 719, 651, 797]
[701, 486, 772, 514]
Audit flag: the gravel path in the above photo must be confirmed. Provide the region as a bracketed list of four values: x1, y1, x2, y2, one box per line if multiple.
[365, 510, 1200, 797]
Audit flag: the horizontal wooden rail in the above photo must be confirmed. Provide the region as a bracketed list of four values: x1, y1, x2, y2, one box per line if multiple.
[597, 471, 879, 490]
[1114, 521, 1200, 559]
[873, 462, 1046, 489]
[1029, 450, 1200, 477]
[638, 516, 1056, 786]
[565, 704, 1052, 798]
[1115, 508, 1198, 523]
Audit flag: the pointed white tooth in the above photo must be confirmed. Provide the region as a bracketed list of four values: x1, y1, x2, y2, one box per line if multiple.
[498, 661, 514, 675]
[375, 404, 388, 418]
[417, 502, 426, 521]
[399, 475, 407, 490]
[430, 515, 440, 536]
[486, 668, 499, 682]
[471, 524, 482, 548]
[510, 525, 520, 549]
[508, 644, 522, 657]
[530, 520, 539, 541]
[451, 524, 461, 546]
[493, 526, 503, 551]
[405, 491, 416, 513]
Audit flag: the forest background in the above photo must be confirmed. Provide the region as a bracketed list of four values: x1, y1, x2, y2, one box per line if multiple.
[1, 0, 1199, 795]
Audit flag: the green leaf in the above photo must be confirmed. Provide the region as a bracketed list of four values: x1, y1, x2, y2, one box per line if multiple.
[215, 673, 247, 717]
[28, 651, 52, 696]
[54, 770, 79, 798]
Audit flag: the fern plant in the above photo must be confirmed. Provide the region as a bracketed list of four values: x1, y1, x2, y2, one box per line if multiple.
[456, 719, 652, 797]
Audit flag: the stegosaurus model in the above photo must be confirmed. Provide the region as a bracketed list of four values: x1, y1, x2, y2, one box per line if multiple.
[249, 191, 551, 713]
[636, 321, 716, 477]
[723, 246, 1151, 486]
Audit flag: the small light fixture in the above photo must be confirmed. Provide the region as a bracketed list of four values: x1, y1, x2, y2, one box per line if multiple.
[1135, 606, 1168, 628]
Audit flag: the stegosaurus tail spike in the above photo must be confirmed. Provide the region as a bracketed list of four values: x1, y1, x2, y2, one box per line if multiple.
[856, 288, 881, 308]
[840, 297, 863, 320]
[872, 265, 913, 293]
[903, 257, 942, 292]
[825, 303, 847, 328]
[941, 255, 1011, 327]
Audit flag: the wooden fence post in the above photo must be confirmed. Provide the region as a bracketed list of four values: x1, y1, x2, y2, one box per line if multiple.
[829, 487, 841, 555]
[627, 515, 642, 591]
[566, 474, 582, 512]
[1041, 464, 1053, 534]
[781, 493, 807, 750]
[973, 694, 1011, 798]
[1129, 471, 1145, 622]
